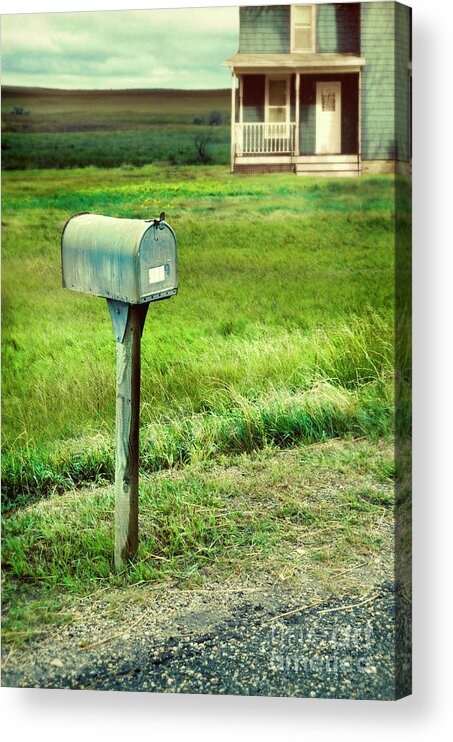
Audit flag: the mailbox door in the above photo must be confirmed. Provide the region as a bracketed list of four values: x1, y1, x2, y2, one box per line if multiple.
[138, 224, 178, 302]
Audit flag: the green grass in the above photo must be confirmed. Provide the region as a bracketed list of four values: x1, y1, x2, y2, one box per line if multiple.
[2, 127, 230, 169]
[1, 166, 404, 508]
[2, 477, 252, 585]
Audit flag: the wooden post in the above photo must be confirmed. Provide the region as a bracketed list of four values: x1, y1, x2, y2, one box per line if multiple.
[114, 304, 142, 569]
[295, 72, 300, 157]
[231, 71, 236, 173]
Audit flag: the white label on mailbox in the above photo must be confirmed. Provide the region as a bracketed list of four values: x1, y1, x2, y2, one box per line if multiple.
[148, 265, 165, 285]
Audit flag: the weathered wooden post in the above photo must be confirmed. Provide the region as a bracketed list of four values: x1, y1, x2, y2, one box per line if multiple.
[61, 212, 178, 568]
[108, 301, 147, 567]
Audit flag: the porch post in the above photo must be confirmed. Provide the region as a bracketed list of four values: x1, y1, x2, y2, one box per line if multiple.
[295, 72, 300, 157]
[239, 75, 244, 124]
[231, 71, 237, 174]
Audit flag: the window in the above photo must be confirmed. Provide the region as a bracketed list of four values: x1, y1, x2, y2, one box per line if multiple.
[265, 76, 290, 124]
[267, 78, 288, 122]
[291, 5, 316, 52]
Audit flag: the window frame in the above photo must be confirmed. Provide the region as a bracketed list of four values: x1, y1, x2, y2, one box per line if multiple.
[290, 4, 317, 53]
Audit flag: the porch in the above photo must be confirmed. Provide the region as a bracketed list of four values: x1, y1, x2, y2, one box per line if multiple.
[224, 54, 365, 176]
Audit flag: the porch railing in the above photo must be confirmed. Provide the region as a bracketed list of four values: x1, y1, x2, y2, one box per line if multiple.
[234, 123, 296, 155]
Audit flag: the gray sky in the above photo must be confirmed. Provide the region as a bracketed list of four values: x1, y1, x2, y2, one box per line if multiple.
[1, 7, 238, 89]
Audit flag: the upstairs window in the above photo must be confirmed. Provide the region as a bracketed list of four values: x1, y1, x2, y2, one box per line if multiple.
[291, 5, 316, 52]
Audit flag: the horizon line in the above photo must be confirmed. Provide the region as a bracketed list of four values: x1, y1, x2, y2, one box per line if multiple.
[3, 84, 231, 93]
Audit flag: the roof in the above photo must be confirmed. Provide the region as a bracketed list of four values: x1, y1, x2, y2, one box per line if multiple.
[223, 53, 366, 70]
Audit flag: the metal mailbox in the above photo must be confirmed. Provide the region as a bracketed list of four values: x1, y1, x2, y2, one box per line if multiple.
[61, 212, 178, 304]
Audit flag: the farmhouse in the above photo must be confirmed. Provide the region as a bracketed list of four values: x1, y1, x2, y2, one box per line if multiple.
[223, 2, 411, 176]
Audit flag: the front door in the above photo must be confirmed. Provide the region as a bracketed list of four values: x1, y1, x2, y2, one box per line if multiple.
[316, 81, 341, 154]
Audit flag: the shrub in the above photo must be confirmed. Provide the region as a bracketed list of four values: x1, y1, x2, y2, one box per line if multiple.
[207, 110, 224, 126]
[193, 132, 214, 164]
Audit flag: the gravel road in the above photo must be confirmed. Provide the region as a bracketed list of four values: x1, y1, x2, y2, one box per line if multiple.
[2, 581, 410, 699]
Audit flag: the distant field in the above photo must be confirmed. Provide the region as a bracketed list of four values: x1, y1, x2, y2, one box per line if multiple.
[1, 165, 408, 508]
[2, 86, 231, 168]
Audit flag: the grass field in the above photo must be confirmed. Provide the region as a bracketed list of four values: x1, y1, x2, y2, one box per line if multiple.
[2, 87, 230, 168]
[2, 166, 402, 510]
[1, 87, 410, 646]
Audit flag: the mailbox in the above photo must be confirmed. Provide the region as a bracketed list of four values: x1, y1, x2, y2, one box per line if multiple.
[61, 212, 178, 304]
[61, 210, 178, 569]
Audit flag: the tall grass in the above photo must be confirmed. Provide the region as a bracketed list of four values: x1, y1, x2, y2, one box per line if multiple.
[2, 313, 393, 510]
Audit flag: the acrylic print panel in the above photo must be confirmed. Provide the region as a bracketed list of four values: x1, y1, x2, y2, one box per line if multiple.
[1, 1, 412, 699]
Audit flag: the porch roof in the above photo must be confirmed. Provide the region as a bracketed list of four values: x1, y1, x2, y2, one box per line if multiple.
[223, 53, 365, 72]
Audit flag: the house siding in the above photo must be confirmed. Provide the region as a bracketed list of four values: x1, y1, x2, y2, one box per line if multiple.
[317, 3, 361, 54]
[361, 1, 411, 162]
[239, 5, 290, 54]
